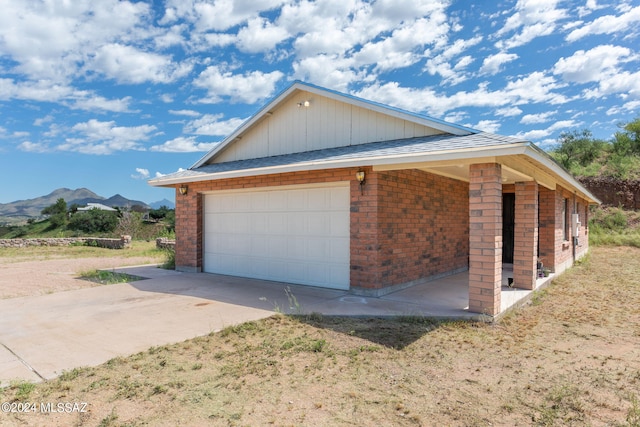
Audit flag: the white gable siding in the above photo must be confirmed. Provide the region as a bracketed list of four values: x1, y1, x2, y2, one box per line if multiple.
[212, 91, 445, 163]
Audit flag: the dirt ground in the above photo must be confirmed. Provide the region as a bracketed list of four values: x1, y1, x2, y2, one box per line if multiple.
[1, 246, 639, 426]
[0, 245, 164, 299]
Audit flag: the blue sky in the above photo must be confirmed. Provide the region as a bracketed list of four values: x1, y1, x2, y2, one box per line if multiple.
[1, 0, 639, 204]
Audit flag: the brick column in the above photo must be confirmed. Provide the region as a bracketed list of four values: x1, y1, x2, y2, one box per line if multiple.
[513, 181, 538, 289]
[468, 163, 502, 316]
[175, 188, 202, 272]
[538, 186, 555, 272]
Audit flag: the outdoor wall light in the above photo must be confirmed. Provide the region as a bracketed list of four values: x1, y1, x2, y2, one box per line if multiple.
[356, 170, 366, 194]
[297, 100, 310, 108]
[179, 184, 188, 196]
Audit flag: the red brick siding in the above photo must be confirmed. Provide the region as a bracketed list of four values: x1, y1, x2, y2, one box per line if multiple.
[513, 181, 538, 289]
[175, 167, 469, 291]
[174, 188, 202, 271]
[553, 185, 590, 272]
[538, 186, 555, 269]
[370, 169, 469, 289]
[468, 163, 502, 316]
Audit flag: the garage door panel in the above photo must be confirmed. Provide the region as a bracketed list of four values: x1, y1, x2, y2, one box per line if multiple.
[204, 184, 350, 290]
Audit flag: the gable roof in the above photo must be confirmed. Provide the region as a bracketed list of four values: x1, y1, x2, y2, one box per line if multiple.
[149, 81, 599, 205]
[190, 81, 477, 169]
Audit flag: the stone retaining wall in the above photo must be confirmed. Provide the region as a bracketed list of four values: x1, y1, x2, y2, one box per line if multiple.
[0, 235, 132, 249]
[156, 237, 175, 250]
[579, 177, 640, 209]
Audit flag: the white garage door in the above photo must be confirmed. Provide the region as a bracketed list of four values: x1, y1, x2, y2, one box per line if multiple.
[203, 183, 350, 290]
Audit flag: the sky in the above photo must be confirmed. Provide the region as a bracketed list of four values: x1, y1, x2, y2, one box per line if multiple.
[0, 0, 639, 205]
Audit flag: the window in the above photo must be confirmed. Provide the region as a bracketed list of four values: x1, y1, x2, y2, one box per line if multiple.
[562, 198, 569, 240]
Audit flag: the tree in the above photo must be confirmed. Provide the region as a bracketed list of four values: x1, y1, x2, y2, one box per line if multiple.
[115, 211, 143, 238]
[553, 129, 607, 169]
[68, 209, 118, 234]
[612, 117, 640, 156]
[149, 206, 171, 220]
[41, 198, 68, 228]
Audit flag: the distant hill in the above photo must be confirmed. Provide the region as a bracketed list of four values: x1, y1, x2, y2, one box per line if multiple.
[149, 198, 175, 209]
[0, 188, 151, 222]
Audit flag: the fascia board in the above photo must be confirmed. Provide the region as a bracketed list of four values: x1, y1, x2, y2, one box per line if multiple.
[149, 144, 528, 187]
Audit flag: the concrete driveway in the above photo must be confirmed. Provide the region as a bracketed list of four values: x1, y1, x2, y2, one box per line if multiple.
[0, 267, 309, 387]
[1, 264, 493, 387]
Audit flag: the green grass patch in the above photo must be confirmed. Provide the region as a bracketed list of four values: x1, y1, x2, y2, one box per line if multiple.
[589, 206, 640, 248]
[80, 270, 145, 285]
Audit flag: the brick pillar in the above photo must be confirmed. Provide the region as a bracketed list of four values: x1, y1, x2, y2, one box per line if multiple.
[175, 187, 202, 273]
[468, 163, 502, 316]
[538, 186, 555, 272]
[513, 181, 538, 289]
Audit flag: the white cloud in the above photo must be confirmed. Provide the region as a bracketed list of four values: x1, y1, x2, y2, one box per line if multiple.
[516, 119, 582, 140]
[355, 15, 450, 72]
[521, 111, 556, 124]
[236, 17, 290, 53]
[552, 45, 640, 100]
[479, 52, 519, 75]
[0, 78, 132, 112]
[169, 109, 201, 117]
[353, 71, 567, 117]
[184, 114, 246, 136]
[553, 45, 633, 84]
[566, 5, 640, 42]
[58, 119, 157, 155]
[495, 106, 523, 117]
[583, 69, 640, 100]
[467, 120, 502, 133]
[150, 136, 218, 152]
[495, 0, 567, 49]
[87, 44, 193, 84]
[606, 100, 640, 115]
[18, 141, 49, 153]
[194, 65, 284, 104]
[424, 36, 482, 84]
[70, 94, 133, 113]
[131, 168, 150, 179]
[0, 0, 152, 82]
[443, 111, 468, 124]
[34, 115, 54, 126]
[292, 54, 360, 92]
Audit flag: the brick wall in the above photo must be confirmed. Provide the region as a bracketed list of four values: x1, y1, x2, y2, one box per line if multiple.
[175, 167, 470, 291]
[355, 169, 469, 292]
[553, 185, 590, 274]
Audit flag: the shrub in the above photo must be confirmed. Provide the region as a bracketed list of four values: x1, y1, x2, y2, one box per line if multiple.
[68, 209, 118, 234]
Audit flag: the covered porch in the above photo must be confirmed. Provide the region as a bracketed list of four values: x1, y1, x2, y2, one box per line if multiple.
[307, 265, 555, 320]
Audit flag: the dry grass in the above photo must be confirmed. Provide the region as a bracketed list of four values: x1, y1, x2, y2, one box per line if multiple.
[0, 240, 163, 263]
[1, 246, 639, 426]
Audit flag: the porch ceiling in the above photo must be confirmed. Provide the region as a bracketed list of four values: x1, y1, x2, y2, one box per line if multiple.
[372, 154, 554, 189]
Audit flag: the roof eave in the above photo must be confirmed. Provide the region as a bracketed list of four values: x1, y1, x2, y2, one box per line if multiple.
[149, 143, 529, 187]
[523, 145, 601, 205]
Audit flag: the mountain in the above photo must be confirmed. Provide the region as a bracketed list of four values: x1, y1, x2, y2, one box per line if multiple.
[149, 199, 175, 209]
[71, 194, 150, 210]
[0, 188, 150, 221]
